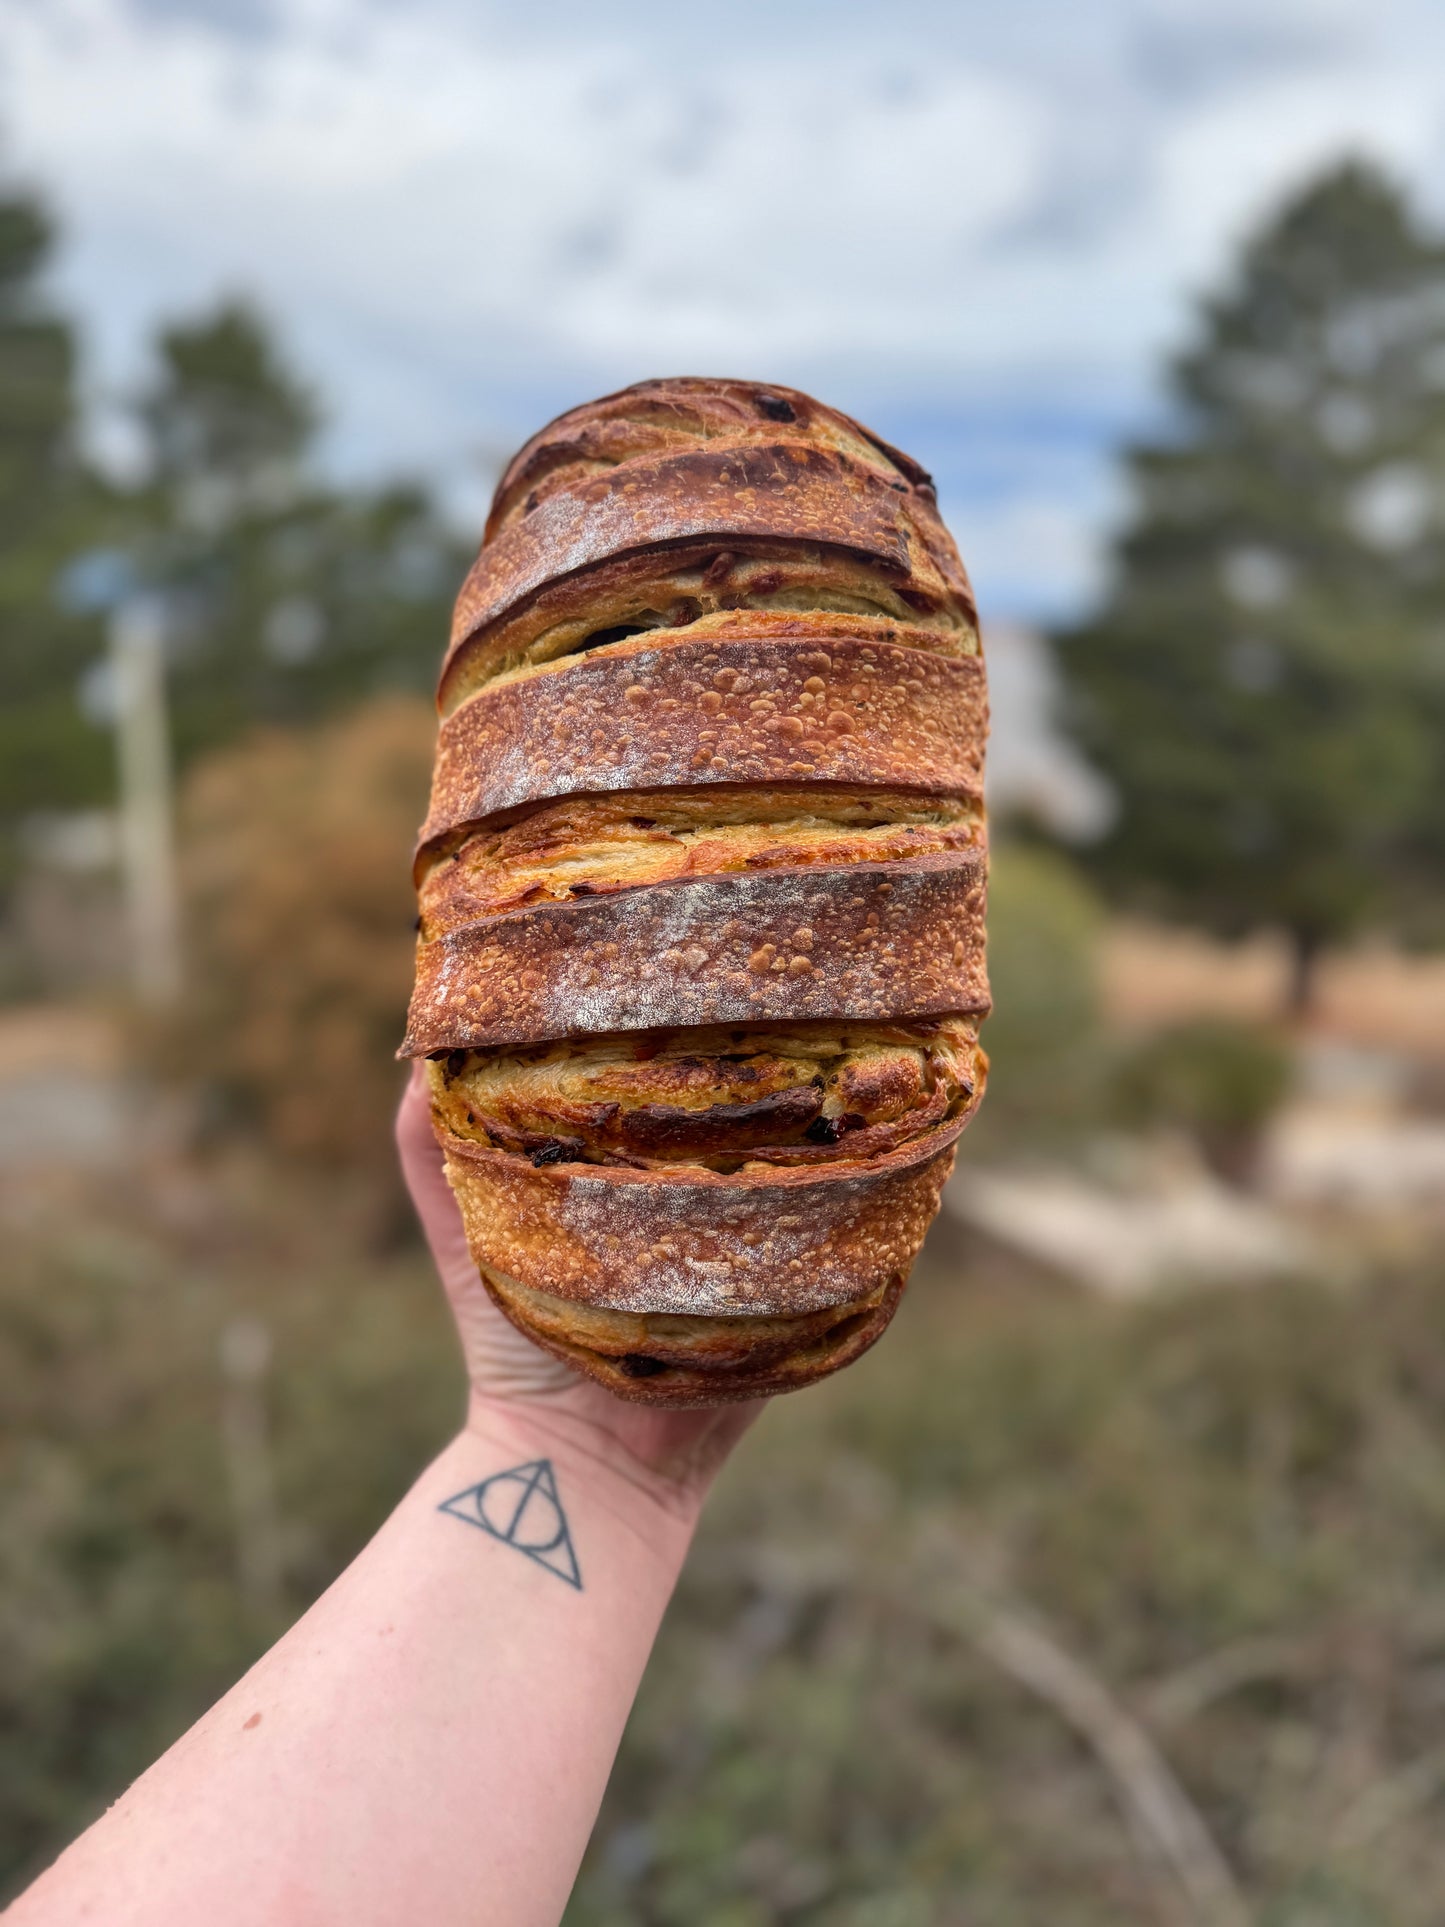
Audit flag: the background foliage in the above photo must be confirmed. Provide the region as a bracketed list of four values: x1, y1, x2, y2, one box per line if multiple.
[573, 1243, 1445, 1925]
[1056, 161, 1445, 1008]
[0, 187, 465, 899]
[151, 696, 433, 1197]
[6, 1202, 1445, 1923]
[2, 142, 1445, 1927]
[962, 846, 1104, 1158]
[130, 302, 466, 766]
[0, 194, 108, 882]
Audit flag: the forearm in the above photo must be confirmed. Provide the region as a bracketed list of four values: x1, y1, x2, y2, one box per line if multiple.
[13, 1399, 701, 1927]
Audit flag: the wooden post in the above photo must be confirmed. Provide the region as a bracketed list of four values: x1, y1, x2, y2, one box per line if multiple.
[219, 1316, 285, 1619]
[110, 596, 183, 1006]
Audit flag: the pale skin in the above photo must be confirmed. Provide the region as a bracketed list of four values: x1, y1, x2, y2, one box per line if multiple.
[10, 1065, 764, 1927]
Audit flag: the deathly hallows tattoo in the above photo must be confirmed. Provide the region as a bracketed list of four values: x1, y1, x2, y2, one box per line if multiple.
[438, 1459, 582, 1589]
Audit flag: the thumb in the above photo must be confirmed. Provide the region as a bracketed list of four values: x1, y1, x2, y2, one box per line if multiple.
[395, 1064, 475, 1299]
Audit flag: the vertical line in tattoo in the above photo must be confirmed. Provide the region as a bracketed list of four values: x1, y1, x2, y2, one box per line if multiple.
[438, 1459, 583, 1589]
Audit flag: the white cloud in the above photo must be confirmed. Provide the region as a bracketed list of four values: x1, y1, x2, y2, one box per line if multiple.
[3, 0, 1445, 620]
[945, 490, 1112, 625]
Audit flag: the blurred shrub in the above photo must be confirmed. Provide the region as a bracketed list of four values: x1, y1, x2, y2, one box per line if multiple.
[573, 1248, 1445, 1924]
[967, 844, 1104, 1157]
[0, 1209, 459, 1901]
[1110, 1019, 1293, 1185]
[155, 695, 433, 1192]
[8, 1183, 1445, 1919]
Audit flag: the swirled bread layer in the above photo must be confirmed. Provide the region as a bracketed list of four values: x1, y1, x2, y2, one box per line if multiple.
[442, 543, 975, 711]
[419, 788, 982, 935]
[447, 444, 971, 693]
[403, 851, 988, 1055]
[428, 1017, 983, 1171]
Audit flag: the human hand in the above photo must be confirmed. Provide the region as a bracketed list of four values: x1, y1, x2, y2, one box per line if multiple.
[396, 1066, 765, 1514]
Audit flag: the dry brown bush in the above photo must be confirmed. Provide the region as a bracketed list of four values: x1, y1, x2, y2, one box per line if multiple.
[158, 695, 434, 1184]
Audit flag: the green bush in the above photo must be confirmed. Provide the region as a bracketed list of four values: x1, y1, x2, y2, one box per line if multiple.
[966, 844, 1104, 1158]
[1110, 1018, 1293, 1183]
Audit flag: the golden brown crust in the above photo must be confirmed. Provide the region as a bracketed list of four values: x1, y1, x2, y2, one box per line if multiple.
[405, 378, 988, 1398]
[479, 1264, 907, 1406]
[420, 630, 987, 853]
[402, 851, 988, 1055]
[481, 379, 973, 625]
[439, 1115, 963, 1316]
[444, 441, 973, 695]
[487, 377, 934, 538]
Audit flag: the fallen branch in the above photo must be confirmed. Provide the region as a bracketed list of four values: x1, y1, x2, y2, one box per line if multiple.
[1333, 1739, 1445, 1853]
[1143, 1633, 1314, 1728]
[906, 1532, 1248, 1927]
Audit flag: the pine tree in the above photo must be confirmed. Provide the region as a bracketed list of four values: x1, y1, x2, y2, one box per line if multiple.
[0, 257, 470, 893]
[1056, 160, 1445, 1011]
[131, 300, 468, 765]
[142, 299, 317, 507]
[0, 189, 109, 881]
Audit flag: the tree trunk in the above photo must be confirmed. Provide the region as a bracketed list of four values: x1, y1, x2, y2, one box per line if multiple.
[1286, 926, 1322, 1021]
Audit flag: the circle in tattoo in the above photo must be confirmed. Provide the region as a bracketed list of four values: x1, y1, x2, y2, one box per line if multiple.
[438, 1458, 583, 1588]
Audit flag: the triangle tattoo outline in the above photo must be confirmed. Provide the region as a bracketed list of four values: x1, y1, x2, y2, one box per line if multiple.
[438, 1458, 583, 1589]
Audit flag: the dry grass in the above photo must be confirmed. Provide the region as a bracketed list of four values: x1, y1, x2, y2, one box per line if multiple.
[1105, 922, 1445, 1060]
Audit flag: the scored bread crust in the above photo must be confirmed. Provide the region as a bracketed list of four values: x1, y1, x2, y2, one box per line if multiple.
[439, 541, 973, 711]
[476, 377, 971, 641]
[445, 440, 970, 694]
[486, 376, 937, 537]
[436, 1111, 971, 1317]
[404, 852, 987, 1055]
[478, 1267, 907, 1406]
[405, 377, 989, 1403]
[420, 626, 986, 853]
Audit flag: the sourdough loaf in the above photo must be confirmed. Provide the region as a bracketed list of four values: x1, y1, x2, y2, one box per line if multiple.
[403, 378, 989, 1404]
